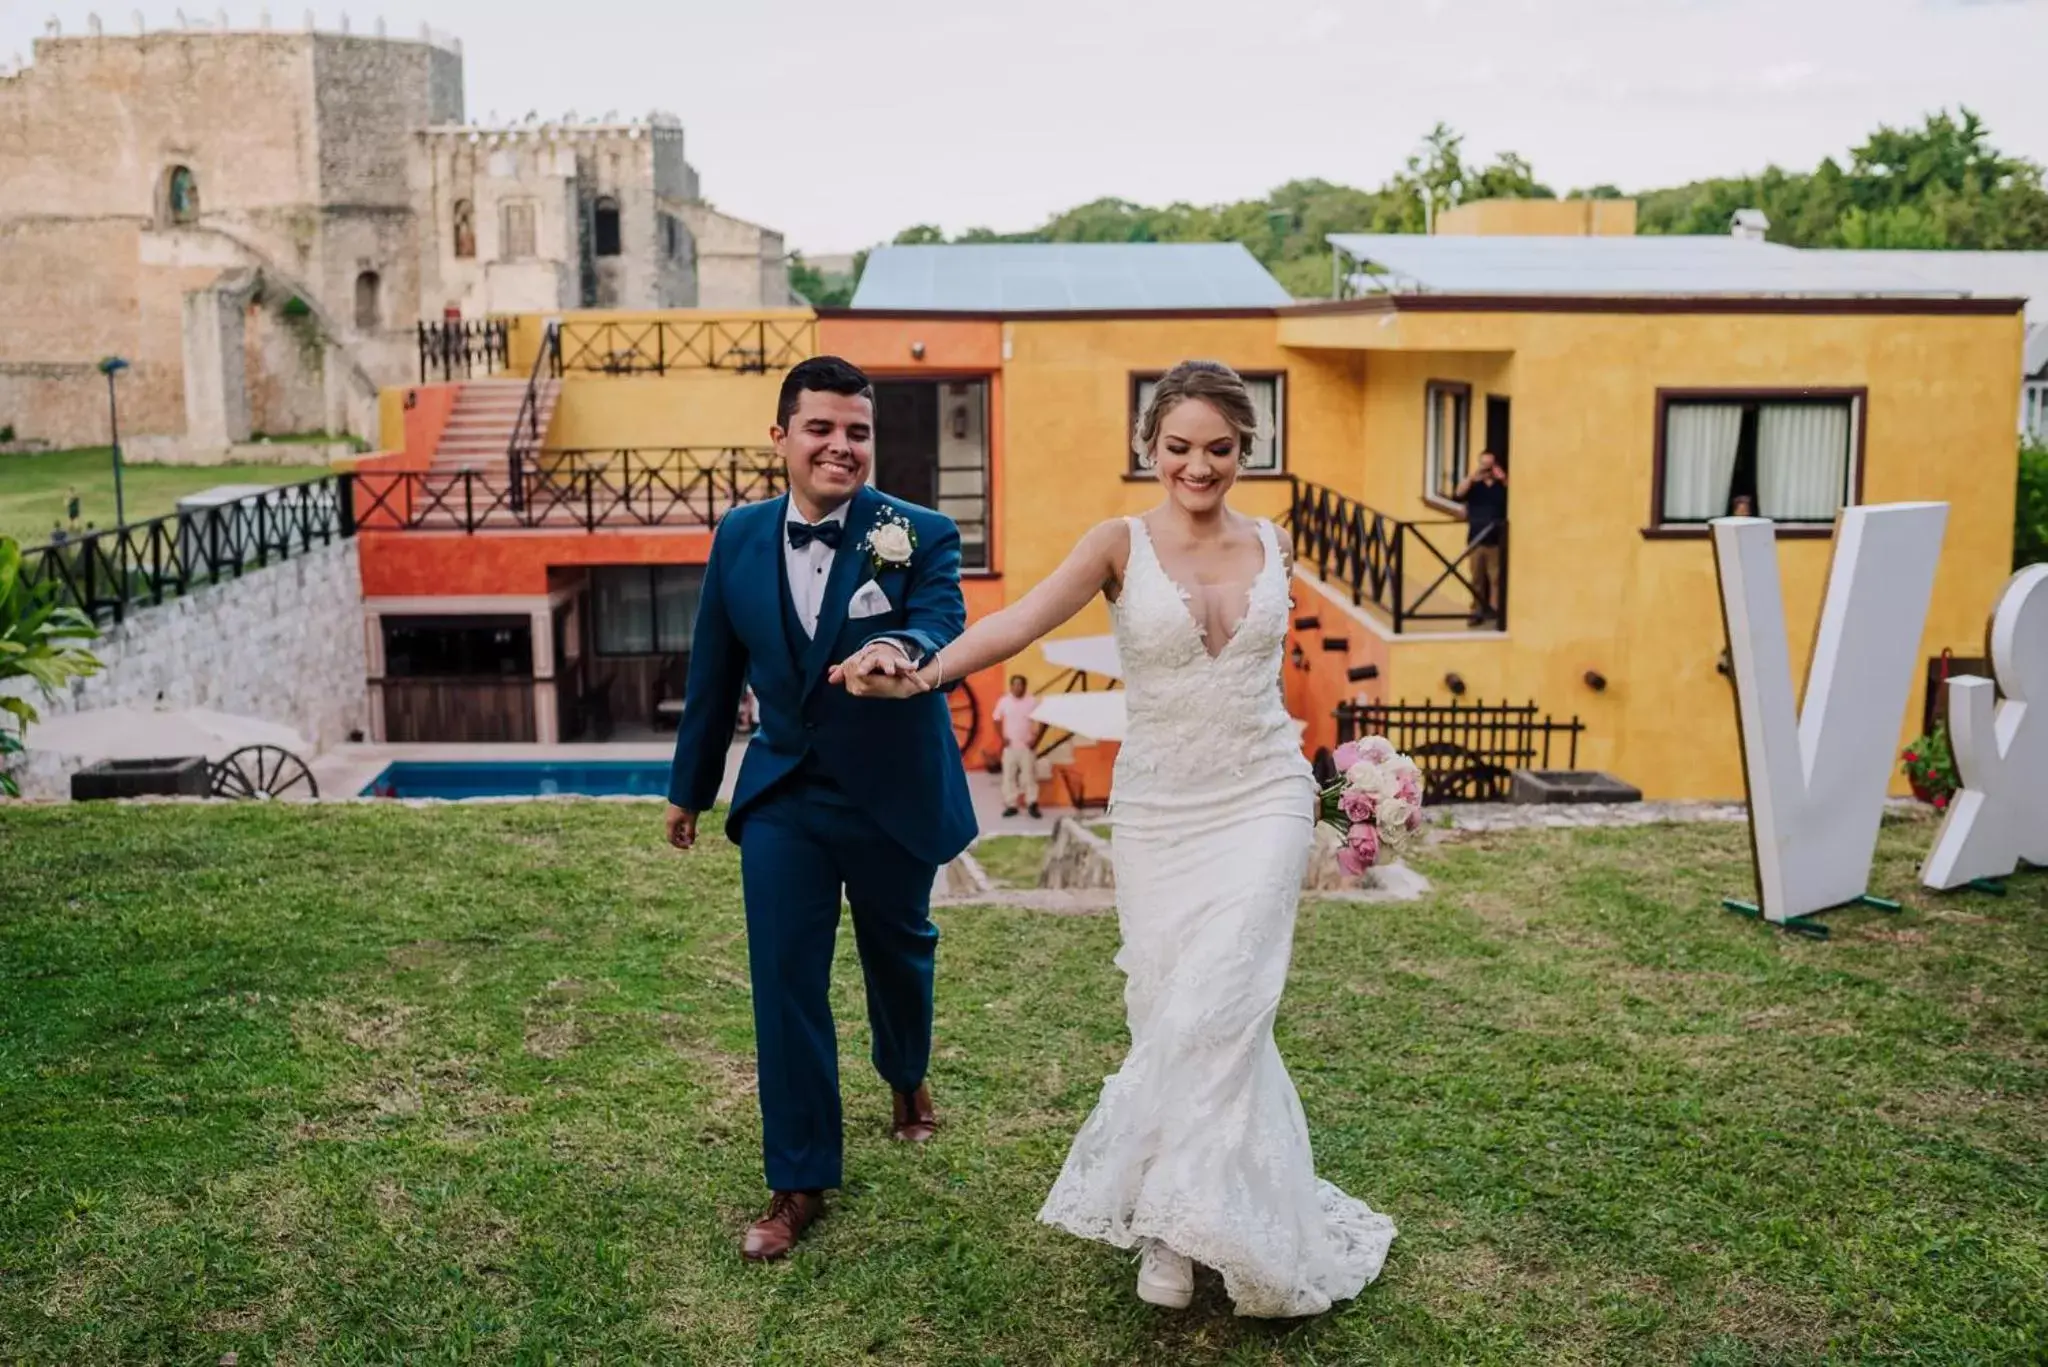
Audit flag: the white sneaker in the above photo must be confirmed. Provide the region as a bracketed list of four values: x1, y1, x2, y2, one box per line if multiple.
[1136, 1241, 1194, 1309]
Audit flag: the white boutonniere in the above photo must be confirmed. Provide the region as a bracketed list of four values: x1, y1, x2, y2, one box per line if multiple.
[864, 509, 917, 575]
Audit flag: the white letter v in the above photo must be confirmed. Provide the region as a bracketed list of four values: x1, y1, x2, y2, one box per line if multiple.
[1713, 504, 1947, 923]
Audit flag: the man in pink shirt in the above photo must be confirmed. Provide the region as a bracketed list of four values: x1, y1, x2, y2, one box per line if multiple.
[991, 675, 1043, 819]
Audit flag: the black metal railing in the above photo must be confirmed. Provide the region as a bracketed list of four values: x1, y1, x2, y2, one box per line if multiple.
[505, 322, 564, 510]
[1333, 699, 1584, 804]
[557, 317, 815, 375]
[417, 318, 510, 383]
[19, 476, 355, 624]
[1288, 478, 1507, 632]
[354, 449, 785, 533]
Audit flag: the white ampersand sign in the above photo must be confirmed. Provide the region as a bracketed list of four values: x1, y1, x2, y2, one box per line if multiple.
[1921, 564, 2048, 890]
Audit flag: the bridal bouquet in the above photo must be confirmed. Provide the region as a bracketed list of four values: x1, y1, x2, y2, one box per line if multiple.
[1321, 736, 1426, 876]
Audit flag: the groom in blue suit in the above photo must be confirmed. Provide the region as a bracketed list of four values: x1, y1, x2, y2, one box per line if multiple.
[664, 356, 978, 1261]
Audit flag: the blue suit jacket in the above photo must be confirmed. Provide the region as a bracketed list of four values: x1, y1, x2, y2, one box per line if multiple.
[666, 485, 979, 868]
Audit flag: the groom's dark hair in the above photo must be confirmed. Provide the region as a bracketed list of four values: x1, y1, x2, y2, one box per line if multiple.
[776, 356, 875, 430]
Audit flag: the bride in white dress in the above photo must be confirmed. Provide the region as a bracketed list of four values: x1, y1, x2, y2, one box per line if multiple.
[833, 360, 1395, 1317]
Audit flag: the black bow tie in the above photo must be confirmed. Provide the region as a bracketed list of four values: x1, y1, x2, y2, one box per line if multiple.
[786, 520, 844, 551]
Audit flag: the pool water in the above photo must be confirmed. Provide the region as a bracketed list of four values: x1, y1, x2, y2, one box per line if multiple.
[362, 760, 671, 800]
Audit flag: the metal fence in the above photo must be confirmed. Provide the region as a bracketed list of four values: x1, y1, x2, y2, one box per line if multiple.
[353, 450, 785, 533]
[19, 477, 354, 624]
[1289, 478, 1506, 632]
[1333, 699, 1584, 804]
[556, 317, 815, 375]
[417, 318, 510, 383]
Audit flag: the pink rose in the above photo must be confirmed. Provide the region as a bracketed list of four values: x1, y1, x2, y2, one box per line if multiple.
[1345, 821, 1380, 870]
[1332, 742, 1361, 772]
[1337, 842, 1372, 877]
[1360, 737, 1397, 765]
[1340, 789, 1376, 824]
[1396, 772, 1422, 805]
[1407, 806, 1425, 832]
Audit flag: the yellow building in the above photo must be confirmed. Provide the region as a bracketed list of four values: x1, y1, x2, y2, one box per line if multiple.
[829, 238, 2023, 801]
[1432, 197, 1638, 237]
[366, 237, 2022, 804]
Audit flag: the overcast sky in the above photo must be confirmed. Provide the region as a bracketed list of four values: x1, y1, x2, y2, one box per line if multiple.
[6, 0, 2045, 254]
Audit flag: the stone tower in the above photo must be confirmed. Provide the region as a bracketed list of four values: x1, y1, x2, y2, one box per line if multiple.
[0, 23, 462, 449]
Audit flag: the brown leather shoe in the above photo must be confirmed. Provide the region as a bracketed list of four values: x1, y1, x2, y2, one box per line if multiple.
[891, 1084, 938, 1143]
[741, 1190, 821, 1262]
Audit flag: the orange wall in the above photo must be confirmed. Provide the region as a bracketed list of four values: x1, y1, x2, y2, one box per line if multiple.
[1283, 574, 1397, 757]
[818, 317, 1005, 373]
[369, 383, 458, 470]
[358, 529, 715, 597]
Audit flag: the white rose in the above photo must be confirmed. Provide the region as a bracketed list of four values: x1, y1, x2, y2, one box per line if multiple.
[1377, 796, 1414, 832]
[1345, 761, 1396, 797]
[870, 523, 914, 564]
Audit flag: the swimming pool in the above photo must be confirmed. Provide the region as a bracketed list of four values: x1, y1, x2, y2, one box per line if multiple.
[361, 760, 671, 800]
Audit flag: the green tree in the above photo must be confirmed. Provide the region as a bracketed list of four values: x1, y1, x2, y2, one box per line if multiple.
[0, 536, 102, 796]
[2017, 437, 2048, 571]
[1636, 108, 2048, 249]
[863, 109, 2048, 301]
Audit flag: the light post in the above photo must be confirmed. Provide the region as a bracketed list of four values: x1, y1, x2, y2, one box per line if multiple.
[97, 355, 129, 527]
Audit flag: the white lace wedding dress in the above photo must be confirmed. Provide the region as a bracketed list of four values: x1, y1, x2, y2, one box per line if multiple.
[1037, 516, 1397, 1318]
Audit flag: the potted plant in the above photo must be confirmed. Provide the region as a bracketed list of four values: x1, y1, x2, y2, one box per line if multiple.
[1900, 723, 1960, 812]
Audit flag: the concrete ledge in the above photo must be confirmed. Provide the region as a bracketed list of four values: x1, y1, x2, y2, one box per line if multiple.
[1028, 816, 1432, 902]
[126, 435, 359, 466]
[1509, 770, 1643, 805]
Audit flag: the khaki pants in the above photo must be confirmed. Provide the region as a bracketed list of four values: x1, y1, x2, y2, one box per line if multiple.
[1469, 542, 1502, 623]
[1000, 744, 1036, 808]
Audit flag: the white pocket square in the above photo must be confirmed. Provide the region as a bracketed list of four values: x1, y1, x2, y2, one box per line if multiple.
[848, 579, 894, 619]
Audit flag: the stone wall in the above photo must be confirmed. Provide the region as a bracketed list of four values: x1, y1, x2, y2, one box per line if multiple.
[0, 29, 448, 446]
[677, 203, 791, 309]
[416, 120, 699, 318]
[4, 539, 368, 800]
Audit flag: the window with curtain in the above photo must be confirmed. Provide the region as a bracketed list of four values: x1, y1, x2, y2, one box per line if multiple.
[1658, 394, 1859, 525]
[592, 566, 702, 656]
[1128, 373, 1285, 474]
[1425, 381, 1471, 504]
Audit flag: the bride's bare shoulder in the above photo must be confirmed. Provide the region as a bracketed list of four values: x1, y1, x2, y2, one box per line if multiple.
[1079, 518, 1134, 601]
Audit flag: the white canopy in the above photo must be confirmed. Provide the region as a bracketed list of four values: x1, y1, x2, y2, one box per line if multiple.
[23, 705, 310, 763]
[1030, 691, 1128, 743]
[1041, 634, 1123, 681]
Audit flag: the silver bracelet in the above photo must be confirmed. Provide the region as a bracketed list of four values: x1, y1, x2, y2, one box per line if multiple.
[930, 647, 947, 690]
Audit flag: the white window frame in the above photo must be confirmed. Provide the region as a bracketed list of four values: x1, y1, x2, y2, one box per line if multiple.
[1653, 389, 1863, 530]
[1128, 372, 1286, 476]
[1424, 379, 1472, 509]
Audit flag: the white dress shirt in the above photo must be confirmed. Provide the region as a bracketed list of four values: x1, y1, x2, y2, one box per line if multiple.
[783, 498, 916, 662]
[783, 501, 850, 639]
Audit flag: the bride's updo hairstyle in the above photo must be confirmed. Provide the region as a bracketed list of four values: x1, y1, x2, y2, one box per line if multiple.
[1132, 360, 1263, 468]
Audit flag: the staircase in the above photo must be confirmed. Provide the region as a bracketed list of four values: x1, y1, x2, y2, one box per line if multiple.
[429, 378, 560, 473]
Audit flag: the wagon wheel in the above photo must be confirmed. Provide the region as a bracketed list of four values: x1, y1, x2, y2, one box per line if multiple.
[947, 680, 981, 755]
[1408, 740, 1493, 804]
[209, 745, 320, 801]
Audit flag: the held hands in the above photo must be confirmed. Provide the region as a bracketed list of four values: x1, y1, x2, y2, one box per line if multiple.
[827, 641, 933, 699]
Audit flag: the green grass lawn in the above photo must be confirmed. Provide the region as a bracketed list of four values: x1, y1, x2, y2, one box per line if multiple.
[2, 803, 2043, 1365]
[0, 447, 334, 547]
